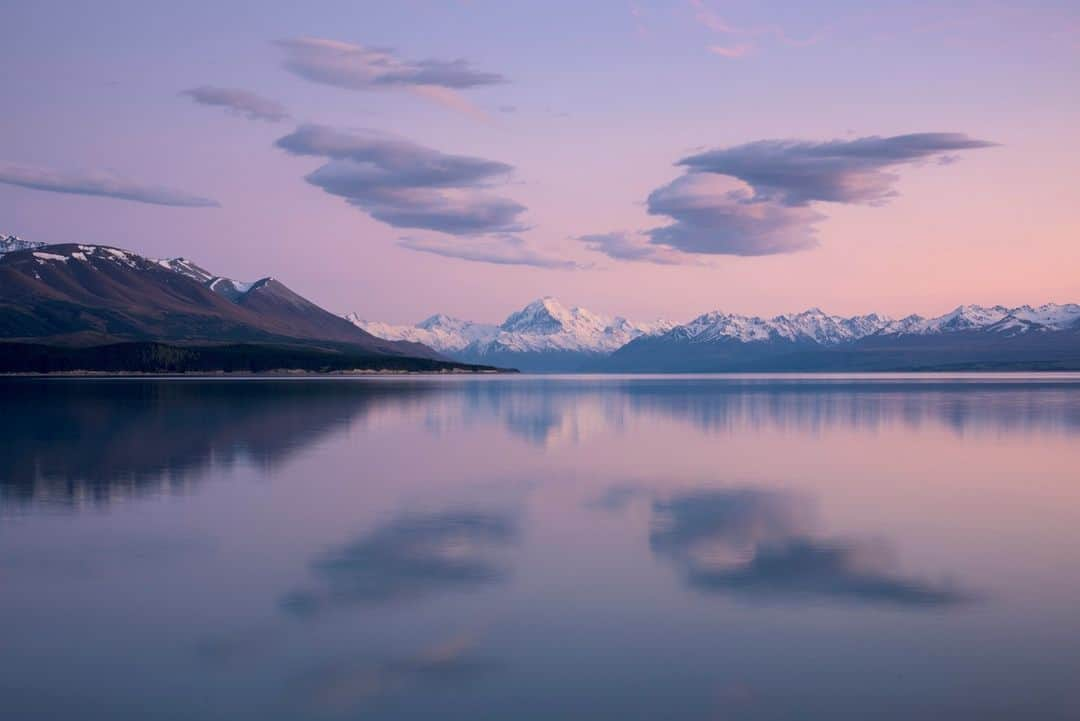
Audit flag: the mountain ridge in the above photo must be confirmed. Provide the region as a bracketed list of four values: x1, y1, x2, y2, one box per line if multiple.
[0, 240, 499, 373]
[355, 299, 1080, 372]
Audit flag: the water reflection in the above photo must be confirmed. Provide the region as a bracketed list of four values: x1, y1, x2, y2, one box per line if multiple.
[649, 489, 970, 607]
[0, 379, 440, 508]
[452, 377, 1080, 446]
[289, 635, 496, 714]
[2, 376, 1079, 720]
[283, 511, 518, 615]
[5, 376, 1080, 511]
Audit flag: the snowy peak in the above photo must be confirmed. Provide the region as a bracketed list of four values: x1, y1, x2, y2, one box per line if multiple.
[924, 304, 1010, 333]
[486, 297, 673, 354]
[155, 256, 255, 302]
[350, 297, 674, 357]
[346, 313, 499, 353]
[10, 243, 162, 271]
[4, 240, 264, 306]
[676, 308, 893, 345]
[986, 304, 1080, 335]
[1, 233, 45, 255]
[500, 297, 586, 335]
[671, 302, 1080, 347]
[878, 304, 1080, 336]
[155, 257, 215, 285]
[417, 313, 481, 334]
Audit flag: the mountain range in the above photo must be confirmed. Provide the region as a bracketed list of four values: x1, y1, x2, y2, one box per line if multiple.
[355, 299, 1080, 372]
[0, 236, 494, 373]
[5, 231, 1079, 373]
[348, 297, 674, 371]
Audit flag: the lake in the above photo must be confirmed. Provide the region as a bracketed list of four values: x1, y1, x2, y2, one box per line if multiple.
[2, 374, 1080, 720]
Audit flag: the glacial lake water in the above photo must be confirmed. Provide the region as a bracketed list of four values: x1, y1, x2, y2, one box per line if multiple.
[2, 374, 1080, 720]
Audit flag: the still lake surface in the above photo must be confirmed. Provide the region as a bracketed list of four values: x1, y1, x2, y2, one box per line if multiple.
[2, 374, 1080, 720]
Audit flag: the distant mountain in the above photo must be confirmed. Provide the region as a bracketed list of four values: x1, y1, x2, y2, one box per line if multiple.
[348, 313, 499, 353]
[351, 297, 674, 371]
[0, 241, 496, 373]
[608, 304, 1080, 372]
[356, 299, 1080, 372]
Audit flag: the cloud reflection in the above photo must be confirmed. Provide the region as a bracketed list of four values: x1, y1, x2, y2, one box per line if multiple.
[289, 634, 496, 714]
[650, 489, 972, 607]
[282, 511, 517, 614]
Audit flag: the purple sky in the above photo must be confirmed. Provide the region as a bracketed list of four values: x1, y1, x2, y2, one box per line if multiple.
[2, 0, 1078, 324]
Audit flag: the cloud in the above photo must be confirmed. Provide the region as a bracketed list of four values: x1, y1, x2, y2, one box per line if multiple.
[689, 0, 822, 51]
[678, 132, 997, 206]
[277, 37, 504, 117]
[709, 43, 752, 58]
[579, 230, 695, 265]
[399, 235, 579, 269]
[0, 163, 219, 207]
[650, 489, 972, 607]
[275, 124, 525, 235]
[281, 510, 516, 614]
[589, 131, 995, 260]
[181, 85, 288, 122]
[645, 173, 824, 256]
[689, 0, 737, 33]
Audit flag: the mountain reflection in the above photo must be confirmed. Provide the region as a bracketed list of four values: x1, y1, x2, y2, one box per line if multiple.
[450, 377, 1080, 447]
[282, 511, 518, 615]
[649, 489, 971, 607]
[0, 379, 440, 509]
[3, 376, 1079, 509]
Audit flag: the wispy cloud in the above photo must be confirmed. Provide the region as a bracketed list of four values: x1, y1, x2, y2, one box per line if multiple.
[645, 173, 824, 256]
[181, 86, 289, 122]
[0, 163, 220, 207]
[689, 0, 824, 54]
[579, 231, 696, 265]
[689, 0, 737, 33]
[585, 132, 993, 260]
[275, 124, 525, 235]
[399, 235, 580, 269]
[588, 131, 994, 260]
[677, 132, 997, 206]
[708, 43, 751, 58]
[277, 37, 504, 117]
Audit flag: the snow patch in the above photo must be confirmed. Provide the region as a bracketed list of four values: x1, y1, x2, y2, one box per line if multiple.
[32, 251, 69, 262]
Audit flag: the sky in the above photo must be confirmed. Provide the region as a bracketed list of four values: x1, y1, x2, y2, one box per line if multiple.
[2, 0, 1078, 324]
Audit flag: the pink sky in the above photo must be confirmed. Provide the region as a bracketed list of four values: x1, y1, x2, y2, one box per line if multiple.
[1, 1, 1078, 324]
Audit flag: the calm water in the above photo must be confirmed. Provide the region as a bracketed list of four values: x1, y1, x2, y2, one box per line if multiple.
[2, 375, 1080, 720]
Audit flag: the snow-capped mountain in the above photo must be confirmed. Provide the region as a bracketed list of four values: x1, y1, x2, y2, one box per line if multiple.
[483, 297, 674, 354]
[673, 308, 892, 346]
[350, 297, 674, 370]
[2, 235, 260, 302]
[610, 303, 1080, 372]
[1, 233, 46, 255]
[353, 298, 1080, 371]
[0, 242, 443, 359]
[153, 256, 255, 301]
[880, 304, 1080, 336]
[658, 303, 1080, 348]
[348, 313, 499, 353]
